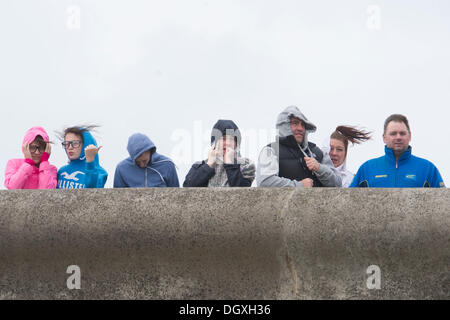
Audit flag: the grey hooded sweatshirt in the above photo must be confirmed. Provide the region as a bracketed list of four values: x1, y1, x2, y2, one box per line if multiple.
[256, 106, 342, 187]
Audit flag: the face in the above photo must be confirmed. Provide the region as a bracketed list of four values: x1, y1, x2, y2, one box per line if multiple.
[29, 138, 46, 164]
[383, 121, 411, 155]
[136, 150, 151, 168]
[64, 133, 83, 161]
[216, 136, 236, 155]
[329, 138, 346, 168]
[290, 117, 306, 144]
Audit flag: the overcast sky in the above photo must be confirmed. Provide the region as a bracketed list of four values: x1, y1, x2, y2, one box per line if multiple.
[1, 0, 449, 188]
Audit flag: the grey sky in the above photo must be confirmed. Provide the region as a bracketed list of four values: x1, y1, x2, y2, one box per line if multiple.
[1, 0, 449, 188]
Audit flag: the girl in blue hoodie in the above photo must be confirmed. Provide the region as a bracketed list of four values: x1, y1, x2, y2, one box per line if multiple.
[57, 126, 108, 189]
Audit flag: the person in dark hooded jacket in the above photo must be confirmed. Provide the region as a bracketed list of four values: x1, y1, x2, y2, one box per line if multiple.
[183, 120, 255, 187]
[114, 133, 179, 188]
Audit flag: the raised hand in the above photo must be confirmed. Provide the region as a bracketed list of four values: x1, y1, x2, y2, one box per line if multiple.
[207, 145, 218, 168]
[85, 145, 102, 163]
[224, 146, 236, 164]
[22, 142, 32, 159]
[44, 142, 51, 156]
[304, 156, 320, 172]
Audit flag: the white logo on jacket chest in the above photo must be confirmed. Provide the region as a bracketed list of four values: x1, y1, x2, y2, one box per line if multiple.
[60, 171, 85, 181]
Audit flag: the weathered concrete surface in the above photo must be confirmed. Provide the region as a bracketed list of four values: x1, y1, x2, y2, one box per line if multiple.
[0, 188, 448, 299]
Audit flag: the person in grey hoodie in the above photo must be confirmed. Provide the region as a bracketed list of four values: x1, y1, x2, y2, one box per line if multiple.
[256, 106, 341, 188]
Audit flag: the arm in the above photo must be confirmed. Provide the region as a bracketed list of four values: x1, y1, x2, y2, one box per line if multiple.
[4, 159, 35, 189]
[428, 163, 445, 188]
[38, 153, 57, 189]
[349, 165, 365, 188]
[256, 146, 304, 188]
[183, 162, 216, 187]
[113, 165, 127, 188]
[315, 153, 342, 187]
[85, 162, 108, 188]
[165, 162, 180, 187]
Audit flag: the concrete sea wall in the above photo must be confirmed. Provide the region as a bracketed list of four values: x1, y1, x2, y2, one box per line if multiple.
[0, 188, 448, 299]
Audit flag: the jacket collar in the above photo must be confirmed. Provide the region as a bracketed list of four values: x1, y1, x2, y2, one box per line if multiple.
[384, 145, 412, 164]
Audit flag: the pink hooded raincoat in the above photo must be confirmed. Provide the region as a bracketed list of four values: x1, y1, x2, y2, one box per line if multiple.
[4, 127, 57, 189]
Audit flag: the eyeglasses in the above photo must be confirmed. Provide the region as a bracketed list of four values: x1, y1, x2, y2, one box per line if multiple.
[62, 140, 82, 149]
[29, 145, 45, 153]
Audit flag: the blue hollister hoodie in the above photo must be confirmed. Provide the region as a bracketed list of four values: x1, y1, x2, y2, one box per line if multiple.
[57, 130, 108, 189]
[350, 146, 445, 188]
[113, 133, 179, 188]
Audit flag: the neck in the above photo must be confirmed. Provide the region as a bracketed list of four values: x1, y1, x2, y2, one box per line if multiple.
[393, 150, 404, 161]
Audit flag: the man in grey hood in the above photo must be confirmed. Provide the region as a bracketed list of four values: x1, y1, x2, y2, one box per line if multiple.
[256, 106, 342, 188]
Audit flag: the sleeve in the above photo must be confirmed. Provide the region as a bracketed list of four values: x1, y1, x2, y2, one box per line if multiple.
[349, 165, 366, 188]
[183, 161, 216, 187]
[256, 146, 303, 188]
[38, 160, 57, 189]
[165, 162, 180, 187]
[4, 159, 34, 189]
[315, 153, 342, 187]
[85, 161, 108, 188]
[113, 165, 127, 188]
[224, 163, 252, 187]
[428, 163, 445, 188]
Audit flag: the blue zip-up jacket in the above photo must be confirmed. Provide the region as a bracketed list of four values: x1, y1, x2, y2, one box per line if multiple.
[57, 130, 108, 189]
[113, 133, 179, 188]
[349, 146, 445, 188]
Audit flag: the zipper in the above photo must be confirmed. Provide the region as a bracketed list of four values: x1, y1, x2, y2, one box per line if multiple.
[145, 168, 148, 187]
[395, 160, 398, 187]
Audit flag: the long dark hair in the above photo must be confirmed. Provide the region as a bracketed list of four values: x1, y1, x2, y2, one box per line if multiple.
[331, 126, 371, 154]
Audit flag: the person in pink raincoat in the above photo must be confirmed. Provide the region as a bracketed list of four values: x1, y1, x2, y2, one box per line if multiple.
[4, 126, 57, 189]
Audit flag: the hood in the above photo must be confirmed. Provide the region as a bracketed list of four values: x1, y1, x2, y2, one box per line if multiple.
[127, 133, 156, 162]
[210, 119, 242, 150]
[276, 106, 316, 148]
[23, 126, 50, 145]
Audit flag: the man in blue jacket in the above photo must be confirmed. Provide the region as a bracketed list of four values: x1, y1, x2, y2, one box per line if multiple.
[350, 114, 445, 188]
[114, 133, 179, 188]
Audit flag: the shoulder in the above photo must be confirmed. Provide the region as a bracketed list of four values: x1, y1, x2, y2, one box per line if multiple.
[116, 158, 132, 170]
[356, 157, 380, 172]
[190, 160, 206, 168]
[308, 142, 324, 156]
[152, 153, 176, 169]
[57, 164, 69, 174]
[260, 144, 276, 156]
[47, 163, 58, 171]
[409, 154, 435, 167]
[6, 159, 24, 168]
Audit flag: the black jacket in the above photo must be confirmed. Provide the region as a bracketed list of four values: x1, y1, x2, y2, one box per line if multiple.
[183, 161, 252, 187]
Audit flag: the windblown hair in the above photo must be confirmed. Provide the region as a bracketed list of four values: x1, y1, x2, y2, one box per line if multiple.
[56, 125, 100, 143]
[331, 126, 372, 154]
